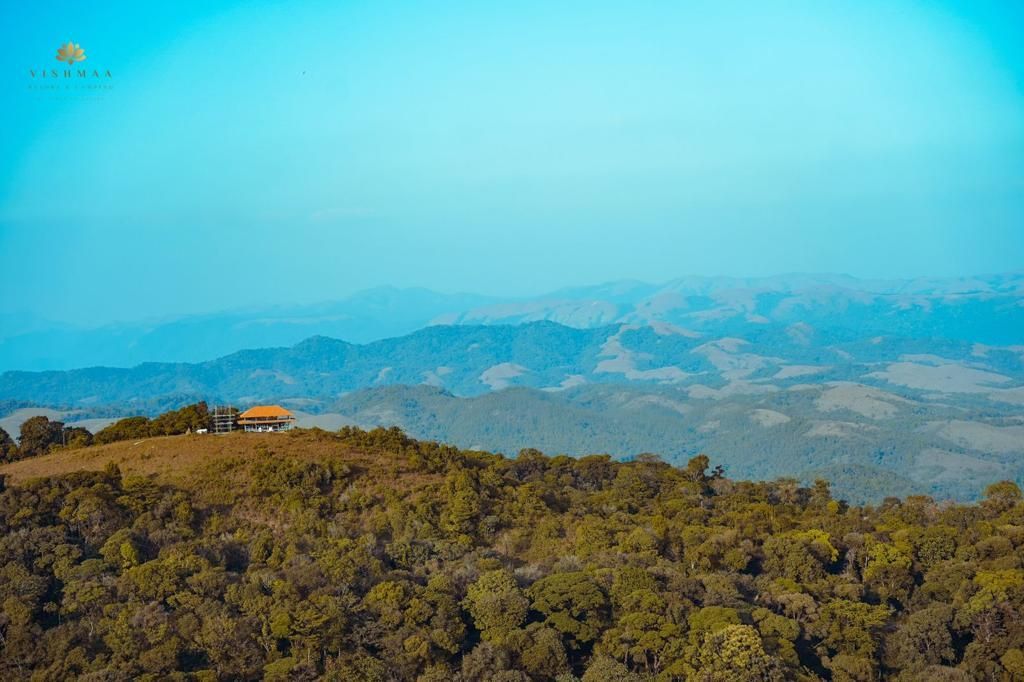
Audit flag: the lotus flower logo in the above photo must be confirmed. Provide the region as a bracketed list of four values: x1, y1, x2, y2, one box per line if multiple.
[56, 42, 86, 66]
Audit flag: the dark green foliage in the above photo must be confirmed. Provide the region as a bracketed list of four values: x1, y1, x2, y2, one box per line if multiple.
[61, 426, 93, 449]
[4, 403, 210, 462]
[148, 401, 210, 436]
[0, 427, 16, 463]
[94, 402, 210, 444]
[94, 415, 151, 444]
[0, 428, 1022, 680]
[17, 415, 64, 458]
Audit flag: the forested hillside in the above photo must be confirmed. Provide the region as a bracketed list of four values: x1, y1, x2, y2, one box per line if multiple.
[3, 316, 1023, 503]
[330, 384, 1022, 504]
[1, 428, 1022, 680]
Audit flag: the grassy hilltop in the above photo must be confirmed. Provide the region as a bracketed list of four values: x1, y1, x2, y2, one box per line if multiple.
[1, 428, 1023, 681]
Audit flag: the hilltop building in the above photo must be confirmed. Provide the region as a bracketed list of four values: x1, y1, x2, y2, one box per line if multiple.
[236, 405, 296, 432]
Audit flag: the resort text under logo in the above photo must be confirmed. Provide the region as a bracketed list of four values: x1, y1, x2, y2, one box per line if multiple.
[27, 41, 113, 94]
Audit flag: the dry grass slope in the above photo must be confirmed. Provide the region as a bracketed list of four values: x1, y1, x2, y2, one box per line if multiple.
[0, 430, 434, 493]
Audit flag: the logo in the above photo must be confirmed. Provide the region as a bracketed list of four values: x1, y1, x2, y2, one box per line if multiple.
[27, 41, 112, 94]
[56, 42, 86, 65]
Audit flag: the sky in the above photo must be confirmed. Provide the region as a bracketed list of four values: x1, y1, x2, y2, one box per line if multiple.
[1, 0, 1022, 326]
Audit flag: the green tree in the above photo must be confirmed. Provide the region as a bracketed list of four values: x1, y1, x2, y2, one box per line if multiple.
[149, 401, 210, 435]
[528, 572, 609, 647]
[1002, 649, 1024, 679]
[815, 599, 891, 660]
[61, 426, 93, 449]
[95, 416, 152, 444]
[0, 427, 16, 463]
[763, 529, 839, 582]
[600, 589, 683, 674]
[982, 480, 1022, 515]
[580, 655, 643, 682]
[440, 468, 482, 535]
[694, 624, 784, 682]
[685, 454, 710, 482]
[862, 541, 914, 603]
[18, 416, 64, 458]
[511, 623, 570, 679]
[464, 569, 528, 643]
[882, 604, 955, 672]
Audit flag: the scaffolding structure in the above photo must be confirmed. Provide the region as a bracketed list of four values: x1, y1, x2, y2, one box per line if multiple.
[210, 405, 238, 434]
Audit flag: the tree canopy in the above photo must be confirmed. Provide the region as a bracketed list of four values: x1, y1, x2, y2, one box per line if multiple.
[0, 426, 1022, 680]
[0, 403, 212, 464]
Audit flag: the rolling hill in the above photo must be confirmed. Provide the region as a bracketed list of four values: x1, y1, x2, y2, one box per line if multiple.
[327, 383, 1019, 503]
[1, 312, 1022, 502]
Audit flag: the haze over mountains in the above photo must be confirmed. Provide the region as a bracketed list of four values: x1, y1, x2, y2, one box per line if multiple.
[1, 272, 1022, 502]
[2, 272, 1021, 371]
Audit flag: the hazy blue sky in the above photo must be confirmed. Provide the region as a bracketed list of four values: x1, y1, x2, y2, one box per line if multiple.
[1, 0, 1022, 325]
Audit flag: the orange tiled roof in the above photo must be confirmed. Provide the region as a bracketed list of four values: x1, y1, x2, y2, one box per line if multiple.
[237, 405, 295, 419]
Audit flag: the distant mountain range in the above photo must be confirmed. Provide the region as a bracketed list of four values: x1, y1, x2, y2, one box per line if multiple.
[4, 318, 1022, 408]
[2, 272, 1021, 371]
[1, 276, 1022, 502]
